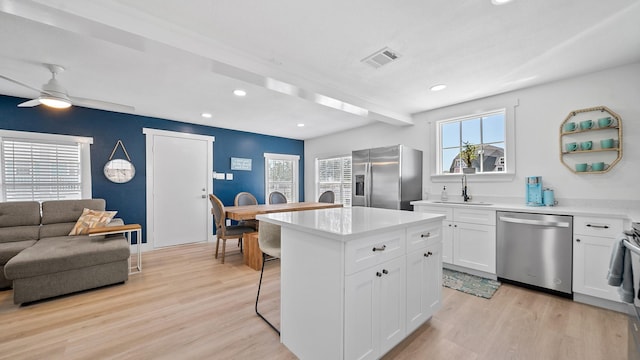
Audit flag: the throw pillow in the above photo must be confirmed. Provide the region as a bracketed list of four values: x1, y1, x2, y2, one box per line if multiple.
[68, 208, 118, 235]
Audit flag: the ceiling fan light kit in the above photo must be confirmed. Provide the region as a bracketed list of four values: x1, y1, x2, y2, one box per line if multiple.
[38, 95, 72, 109]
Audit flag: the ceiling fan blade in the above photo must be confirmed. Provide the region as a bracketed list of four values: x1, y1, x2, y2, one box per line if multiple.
[0, 74, 42, 93]
[17, 99, 41, 107]
[70, 96, 135, 113]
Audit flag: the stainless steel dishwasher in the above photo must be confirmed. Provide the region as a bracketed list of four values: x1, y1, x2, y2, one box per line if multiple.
[497, 211, 573, 296]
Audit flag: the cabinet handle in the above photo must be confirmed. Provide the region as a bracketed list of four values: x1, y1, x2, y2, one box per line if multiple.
[424, 251, 433, 257]
[372, 245, 386, 252]
[586, 224, 609, 229]
[448, 224, 452, 227]
[576, 238, 581, 242]
[420, 232, 431, 238]
[382, 269, 388, 275]
[376, 272, 382, 277]
[454, 224, 458, 227]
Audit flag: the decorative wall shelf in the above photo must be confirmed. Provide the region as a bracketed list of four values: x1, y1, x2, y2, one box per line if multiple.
[559, 106, 622, 174]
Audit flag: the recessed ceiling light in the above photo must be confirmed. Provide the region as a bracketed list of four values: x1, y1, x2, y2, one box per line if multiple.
[491, 0, 513, 5]
[430, 84, 447, 92]
[233, 89, 247, 97]
[297, 123, 305, 127]
[201, 112, 212, 118]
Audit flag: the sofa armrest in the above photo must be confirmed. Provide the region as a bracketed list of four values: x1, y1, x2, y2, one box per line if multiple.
[108, 218, 125, 227]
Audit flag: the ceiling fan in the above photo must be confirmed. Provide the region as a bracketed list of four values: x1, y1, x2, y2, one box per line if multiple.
[0, 63, 134, 112]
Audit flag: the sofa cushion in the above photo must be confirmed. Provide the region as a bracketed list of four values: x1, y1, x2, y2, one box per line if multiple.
[69, 208, 117, 235]
[41, 199, 106, 225]
[0, 201, 41, 243]
[4, 235, 130, 279]
[0, 240, 37, 264]
[40, 199, 106, 238]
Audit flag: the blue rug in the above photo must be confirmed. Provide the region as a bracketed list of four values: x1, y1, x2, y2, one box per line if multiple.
[442, 268, 501, 299]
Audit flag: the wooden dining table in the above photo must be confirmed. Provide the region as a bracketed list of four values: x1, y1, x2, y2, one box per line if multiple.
[224, 201, 343, 221]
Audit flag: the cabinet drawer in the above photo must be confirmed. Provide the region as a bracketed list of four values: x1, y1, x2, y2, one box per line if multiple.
[345, 229, 405, 275]
[453, 208, 496, 225]
[574, 216, 623, 237]
[406, 222, 442, 253]
[414, 206, 453, 221]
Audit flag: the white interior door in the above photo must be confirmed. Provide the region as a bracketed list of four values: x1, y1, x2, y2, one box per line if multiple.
[144, 128, 213, 248]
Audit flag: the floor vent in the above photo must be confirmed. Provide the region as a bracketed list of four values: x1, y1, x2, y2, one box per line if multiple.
[361, 47, 401, 68]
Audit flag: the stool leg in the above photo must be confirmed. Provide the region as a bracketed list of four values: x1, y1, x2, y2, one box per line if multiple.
[255, 253, 280, 335]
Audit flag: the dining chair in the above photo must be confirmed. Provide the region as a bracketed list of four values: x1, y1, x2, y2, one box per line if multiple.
[318, 190, 335, 203]
[209, 194, 255, 264]
[268, 191, 287, 204]
[255, 221, 281, 335]
[234, 192, 259, 231]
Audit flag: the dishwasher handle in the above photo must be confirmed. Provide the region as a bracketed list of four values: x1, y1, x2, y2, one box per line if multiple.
[499, 216, 570, 228]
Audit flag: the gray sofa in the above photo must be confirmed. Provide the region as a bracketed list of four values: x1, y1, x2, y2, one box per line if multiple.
[0, 199, 130, 304]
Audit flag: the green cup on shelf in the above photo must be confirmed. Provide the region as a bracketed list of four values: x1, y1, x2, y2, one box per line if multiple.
[598, 117, 613, 128]
[575, 163, 588, 172]
[592, 162, 607, 171]
[563, 122, 576, 132]
[565, 142, 578, 152]
[600, 138, 615, 149]
[580, 120, 593, 130]
[580, 141, 592, 150]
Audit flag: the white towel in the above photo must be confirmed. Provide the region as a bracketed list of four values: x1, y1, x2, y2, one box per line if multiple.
[607, 235, 635, 303]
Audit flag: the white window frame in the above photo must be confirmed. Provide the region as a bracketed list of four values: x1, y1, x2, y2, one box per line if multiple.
[430, 100, 516, 183]
[0, 130, 93, 201]
[315, 154, 352, 206]
[264, 152, 300, 202]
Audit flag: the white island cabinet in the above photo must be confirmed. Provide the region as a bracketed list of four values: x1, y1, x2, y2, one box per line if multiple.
[257, 207, 445, 360]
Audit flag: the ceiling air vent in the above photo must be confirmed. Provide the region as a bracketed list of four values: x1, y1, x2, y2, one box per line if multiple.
[361, 47, 401, 69]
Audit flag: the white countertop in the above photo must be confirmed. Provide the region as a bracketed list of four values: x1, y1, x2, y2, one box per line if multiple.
[257, 207, 444, 242]
[410, 199, 634, 220]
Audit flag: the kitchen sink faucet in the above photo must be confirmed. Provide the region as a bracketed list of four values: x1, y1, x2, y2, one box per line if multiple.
[462, 175, 471, 202]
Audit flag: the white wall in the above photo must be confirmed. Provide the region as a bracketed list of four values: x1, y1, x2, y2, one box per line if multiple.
[305, 62, 639, 210]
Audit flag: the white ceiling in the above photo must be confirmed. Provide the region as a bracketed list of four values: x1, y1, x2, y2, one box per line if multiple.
[0, 0, 639, 140]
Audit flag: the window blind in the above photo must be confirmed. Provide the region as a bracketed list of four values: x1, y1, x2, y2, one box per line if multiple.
[2, 139, 82, 202]
[317, 156, 351, 206]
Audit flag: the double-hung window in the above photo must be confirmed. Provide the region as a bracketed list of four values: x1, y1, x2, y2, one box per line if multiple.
[316, 155, 351, 206]
[0, 130, 93, 202]
[264, 153, 299, 202]
[438, 110, 507, 174]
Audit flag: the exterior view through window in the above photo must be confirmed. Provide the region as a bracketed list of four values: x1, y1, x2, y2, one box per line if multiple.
[439, 110, 506, 174]
[265, 153, 299, 202]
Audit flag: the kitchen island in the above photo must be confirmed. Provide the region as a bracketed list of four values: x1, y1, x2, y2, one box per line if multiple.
[257, 207, 445, 360]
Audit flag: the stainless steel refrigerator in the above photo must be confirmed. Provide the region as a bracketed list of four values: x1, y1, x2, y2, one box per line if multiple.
[352, 145, 422, 210]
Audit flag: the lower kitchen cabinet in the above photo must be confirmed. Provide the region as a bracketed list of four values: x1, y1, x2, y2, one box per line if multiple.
[406, 241, 442, 333]
[573, 215, 625, 302]
[573, 235, 620, 301]
[414, 205, 496, 274]
[345, 256, 406, 360]
[453, 222, 496, 274]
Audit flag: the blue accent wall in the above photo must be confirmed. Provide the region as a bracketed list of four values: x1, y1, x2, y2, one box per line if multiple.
[0, 95, 304, 242]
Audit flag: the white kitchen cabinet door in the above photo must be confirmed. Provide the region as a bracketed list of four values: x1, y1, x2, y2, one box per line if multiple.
[345, 256, 406, 360]
[573, 234, 621, 302]
[453, 222, 496, 273]
[406, 242, 442, 334]
[442, 220, 454, 264]
[378, 256, 407, 355]
[345, 268, 379, 360]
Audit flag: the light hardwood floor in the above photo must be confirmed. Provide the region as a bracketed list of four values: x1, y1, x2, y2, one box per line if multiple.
[0, 242, 628, 360]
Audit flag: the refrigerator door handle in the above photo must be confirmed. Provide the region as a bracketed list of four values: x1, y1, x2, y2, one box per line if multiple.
[365, 162, 371, 207]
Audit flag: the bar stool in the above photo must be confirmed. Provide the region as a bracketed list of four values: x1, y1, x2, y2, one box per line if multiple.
[255, 221, 281, 334]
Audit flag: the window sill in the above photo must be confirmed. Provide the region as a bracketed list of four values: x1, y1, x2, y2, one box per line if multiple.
[430, 172, 515, 183]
